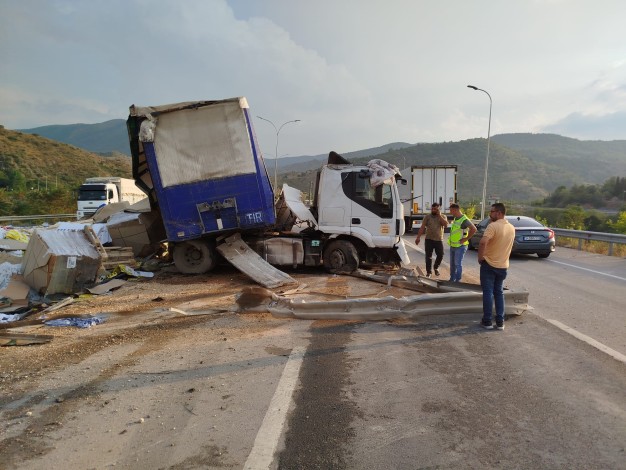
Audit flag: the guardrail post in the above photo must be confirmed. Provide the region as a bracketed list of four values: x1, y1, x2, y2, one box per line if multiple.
[608, 242, 613, 256]
[577, 239, 583, 251]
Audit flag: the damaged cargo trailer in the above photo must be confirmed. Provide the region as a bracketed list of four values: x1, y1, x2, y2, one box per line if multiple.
[126, 97, 410, 282]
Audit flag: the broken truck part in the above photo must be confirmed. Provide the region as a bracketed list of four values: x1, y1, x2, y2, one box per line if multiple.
[126, 97, 410, 284]
[235, 275, 531, 320]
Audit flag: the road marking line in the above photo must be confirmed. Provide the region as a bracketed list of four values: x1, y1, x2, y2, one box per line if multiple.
[548, 259, 626, 281]
[244, 346, 305, 470]
[546, 319, 626, 365]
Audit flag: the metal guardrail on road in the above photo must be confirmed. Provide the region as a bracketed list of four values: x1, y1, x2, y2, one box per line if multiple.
[552, 228, 626, 256]
[0, 214, 75, 223]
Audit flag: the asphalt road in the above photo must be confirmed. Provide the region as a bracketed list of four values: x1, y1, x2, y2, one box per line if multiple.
[2, 239, 625, 469]
[413, 234, 626, 357]
[280, 314, 626, 469]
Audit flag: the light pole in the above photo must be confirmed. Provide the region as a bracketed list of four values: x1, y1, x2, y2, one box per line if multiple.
[467, 85, 492, 220]
[257, 116, 301, 195]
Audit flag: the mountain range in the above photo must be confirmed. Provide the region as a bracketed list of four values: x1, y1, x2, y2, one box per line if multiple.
[12, 120, 626, 202]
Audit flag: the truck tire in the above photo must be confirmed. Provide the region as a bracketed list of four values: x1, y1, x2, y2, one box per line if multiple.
[323, 240, 359, 273]
[173, 240, 218, 274]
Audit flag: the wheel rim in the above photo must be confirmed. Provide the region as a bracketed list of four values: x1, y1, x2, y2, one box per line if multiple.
[329, 249, 347, 269]
[183, 245, 203, 266]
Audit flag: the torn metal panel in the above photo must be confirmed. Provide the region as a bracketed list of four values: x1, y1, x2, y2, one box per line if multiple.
[274, 184, 318, 231]
[268, 290, 531, 320]
[217, 233, 297, 289]
[350, 269, 441, 293]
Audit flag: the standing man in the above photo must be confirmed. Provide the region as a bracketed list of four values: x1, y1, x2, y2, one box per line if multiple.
[415, 203, 448, 277]
[447, 203, 477, 282]
[477, 202, 515, 330]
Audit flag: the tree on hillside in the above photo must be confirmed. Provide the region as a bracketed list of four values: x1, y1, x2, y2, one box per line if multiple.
[601, 176, 626, 199]
[607, 212, 626, 234]
[584, 214, 604, 232]
[542, 176, 626, 208]
[558, 205, 586, 230]
[0, 169, 27, 191]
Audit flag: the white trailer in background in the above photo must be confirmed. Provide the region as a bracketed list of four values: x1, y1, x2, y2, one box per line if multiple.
[398, 165, 458, 232]
[77, 177, 147, 219]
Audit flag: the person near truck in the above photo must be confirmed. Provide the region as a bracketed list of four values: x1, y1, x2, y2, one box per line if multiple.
[477, 202, 515, 330]
[447, 203, 476, 283]
[414, 203, 448, 277]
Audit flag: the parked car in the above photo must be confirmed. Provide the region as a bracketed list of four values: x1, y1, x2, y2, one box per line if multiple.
[468, 215, 556, 258]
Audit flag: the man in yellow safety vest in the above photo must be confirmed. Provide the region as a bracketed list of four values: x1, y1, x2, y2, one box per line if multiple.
[447, 203, 476, 282]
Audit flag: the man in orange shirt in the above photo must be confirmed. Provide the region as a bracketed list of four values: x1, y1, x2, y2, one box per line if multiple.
[477, 203, 515, 330]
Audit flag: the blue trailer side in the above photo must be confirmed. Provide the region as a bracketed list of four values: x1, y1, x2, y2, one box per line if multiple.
[127, 98, 276, 242]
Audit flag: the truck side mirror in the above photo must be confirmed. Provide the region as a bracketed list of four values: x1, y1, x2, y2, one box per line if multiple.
[108, 189, 114, 200]
[399, 178, 407, 185]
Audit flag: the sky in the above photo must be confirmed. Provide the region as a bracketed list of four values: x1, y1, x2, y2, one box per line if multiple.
[1, 0, 626, 159]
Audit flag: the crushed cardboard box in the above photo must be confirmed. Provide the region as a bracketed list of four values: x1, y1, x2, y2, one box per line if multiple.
[106, 210, 165, 257]
[0, 274, 30, 307]
[21, 229, 101, 295]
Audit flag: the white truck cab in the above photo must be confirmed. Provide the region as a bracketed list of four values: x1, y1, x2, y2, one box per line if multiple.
[77, 177, 147, 219]
[304, 155, 410, 270]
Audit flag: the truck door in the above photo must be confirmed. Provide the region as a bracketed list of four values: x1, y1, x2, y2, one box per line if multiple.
[342, 172, 397, 248]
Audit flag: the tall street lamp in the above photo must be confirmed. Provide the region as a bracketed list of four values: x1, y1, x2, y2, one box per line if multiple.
[257, 116, 301, 195]
[467, 85, 492, 220]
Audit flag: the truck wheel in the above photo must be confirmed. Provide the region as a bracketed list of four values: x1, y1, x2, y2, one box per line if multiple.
[323, 240, 359, 273]
[173, 240, 218, 274]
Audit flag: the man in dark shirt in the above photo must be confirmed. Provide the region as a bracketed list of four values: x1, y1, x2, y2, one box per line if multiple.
[414, 203, 449, 277]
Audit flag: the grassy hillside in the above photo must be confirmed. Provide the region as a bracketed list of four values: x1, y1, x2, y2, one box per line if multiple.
[5, 120, 625, 207]
[281, 139, 587, 203]
[492, 133, 626, 184]
[0, 126, 132, 215]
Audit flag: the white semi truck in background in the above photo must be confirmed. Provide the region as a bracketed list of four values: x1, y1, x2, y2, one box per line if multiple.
[77, 177, 147, 219]
[398, 165, 458, 232]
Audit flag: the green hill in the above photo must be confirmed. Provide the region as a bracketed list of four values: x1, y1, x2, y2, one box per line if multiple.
[5, 119, 626, 205]
[492, 133, 626, 185]
[0, 126, 132, 215]
[281, 135, 625, 203]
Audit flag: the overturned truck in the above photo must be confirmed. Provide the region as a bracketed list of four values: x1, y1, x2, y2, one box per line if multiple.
[127, 97, 410, 285]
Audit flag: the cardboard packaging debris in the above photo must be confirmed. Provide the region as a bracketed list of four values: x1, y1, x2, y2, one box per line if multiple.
[56, 222, 113, 245]
[0, 238, 29, 251]
[93, 198, 150, 223]
[0, 274, 30, 307]
[92, 201, 130, 223]
[105, 210, 165, 257]
[21, 229, 102, 295]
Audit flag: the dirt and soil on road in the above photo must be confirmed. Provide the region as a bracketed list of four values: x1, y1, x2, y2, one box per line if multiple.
[1, 263, 437, 468]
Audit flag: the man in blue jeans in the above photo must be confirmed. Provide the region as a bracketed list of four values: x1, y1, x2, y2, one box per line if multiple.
[477, 203, 515, 330]
[447, 203, 476, 282]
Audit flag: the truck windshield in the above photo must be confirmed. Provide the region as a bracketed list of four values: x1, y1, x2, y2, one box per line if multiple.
[343, 172, 394, 218]
[78, 190, 107, 201]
